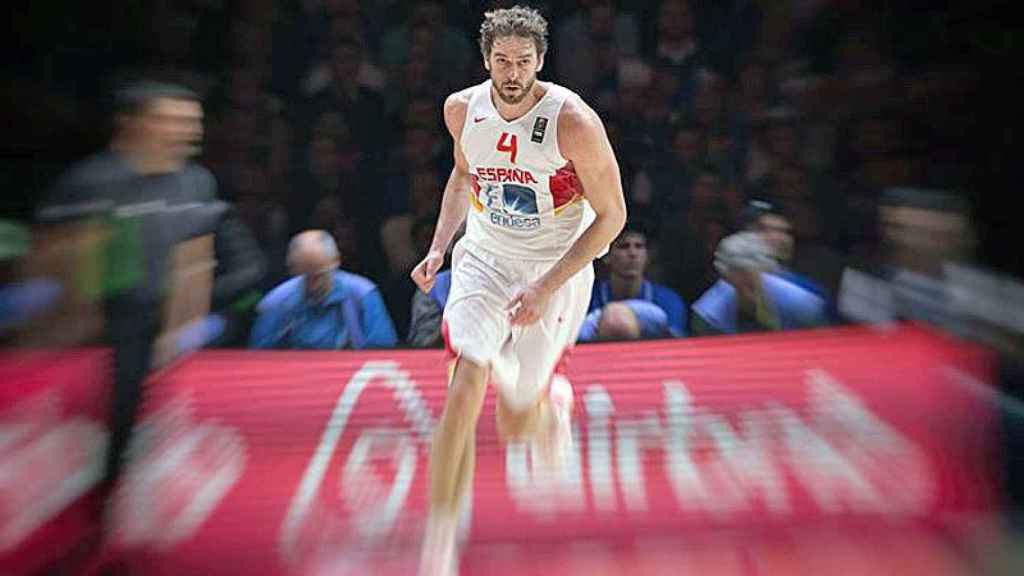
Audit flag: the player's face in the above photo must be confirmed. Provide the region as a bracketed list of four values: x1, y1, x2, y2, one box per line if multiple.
[609, 232, 647, 279]
[486, 35, 544, 105]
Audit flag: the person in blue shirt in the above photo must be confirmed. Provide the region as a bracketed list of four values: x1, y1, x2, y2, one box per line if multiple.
[693, 232, 826, 335]
[739, 199, 831, 301]
[579, 226, 686, 341]
[250, 230, 397, 349]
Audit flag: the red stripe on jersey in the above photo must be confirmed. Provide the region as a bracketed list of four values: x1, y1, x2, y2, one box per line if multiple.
[549, 162, 583, 210]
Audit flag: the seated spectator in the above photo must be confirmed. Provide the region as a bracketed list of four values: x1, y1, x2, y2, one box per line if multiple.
[579, 227, 686, 342]
[738, 200, 830, 302]
[693, 232, 826, 335]
[0, 220, 62, 335]
[407, 217, 455, 348]
[838, 187, 974, 330]
[408, 271, 452, 348]
[250, 230, 397, 349]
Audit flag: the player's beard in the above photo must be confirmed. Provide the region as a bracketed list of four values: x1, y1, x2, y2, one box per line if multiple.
[496, 76, 535, 105]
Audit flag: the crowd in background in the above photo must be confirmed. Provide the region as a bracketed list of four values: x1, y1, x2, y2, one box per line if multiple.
[1, 0, 1009, 349]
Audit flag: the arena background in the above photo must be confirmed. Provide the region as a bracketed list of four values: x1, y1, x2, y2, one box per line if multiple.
[2, 1, 1024, 574]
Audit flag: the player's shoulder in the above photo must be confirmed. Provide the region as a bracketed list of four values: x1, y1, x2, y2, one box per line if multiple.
[555, 88, 604, 141]
[443, 85, 480, 135]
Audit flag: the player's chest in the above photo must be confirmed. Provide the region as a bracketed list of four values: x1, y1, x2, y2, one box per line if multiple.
[462, 115, 558, 171]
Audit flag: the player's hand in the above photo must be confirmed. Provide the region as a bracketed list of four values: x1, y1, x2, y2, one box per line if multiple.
[411, 249, 445, 294]
[507, 282, 553, 326]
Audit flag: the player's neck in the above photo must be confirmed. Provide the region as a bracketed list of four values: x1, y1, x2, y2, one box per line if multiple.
[610, 274, 643, 300]
[490, 82, 546, 122]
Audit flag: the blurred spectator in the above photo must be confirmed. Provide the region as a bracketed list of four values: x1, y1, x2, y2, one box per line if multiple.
[634, 121, 706, 224]
[646, 0, 705, 108]
[610, 60, 656, 178]
[745, 106, 802, 189]
[309, 194, 372, 281]
[303, 35, 388, 162]
[250, 230, 397, 349]
[579, 226, 685, 342]
[382, 124, 446, 214]
[838, 188, 975, 329]
[834, 29, 899, 117]
[377, 1, 474, 95]
[739, 200, 829, 302]
[407, 216, 451, 348]
[554, 0, 640, 97]
[381, 168, 442, 278]
[693, 232, 826, 335]
[206, 64, 291, 187]
[226, 19, 274, 81]
[293, 111, 379, 242]
[652, 167, 732, 302]
[301, 8, 388, 96]
[35, 81, 264, 520]
[379, 166, 442, 333]
[690, 69, 727, 131]
[227, 154, 290, 290]
[0, 220, 62, 336]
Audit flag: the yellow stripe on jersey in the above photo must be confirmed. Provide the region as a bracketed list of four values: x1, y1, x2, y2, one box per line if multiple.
[553, 194, 582, 215]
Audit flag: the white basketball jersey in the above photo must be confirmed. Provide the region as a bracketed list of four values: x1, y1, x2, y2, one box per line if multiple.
[460, 80, 596, 260]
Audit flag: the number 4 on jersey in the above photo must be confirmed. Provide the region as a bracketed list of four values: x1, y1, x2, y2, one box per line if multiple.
[497, 132, 518, 164]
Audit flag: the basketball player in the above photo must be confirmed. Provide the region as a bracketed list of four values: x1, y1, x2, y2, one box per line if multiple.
[410, 6, 626, 575]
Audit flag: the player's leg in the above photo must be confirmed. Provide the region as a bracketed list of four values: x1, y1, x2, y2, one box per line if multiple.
[421, 244, 512, 576]
[494, 263, 594, 471]
[428, 356, 487, 510]
[420, 356, 487, 576]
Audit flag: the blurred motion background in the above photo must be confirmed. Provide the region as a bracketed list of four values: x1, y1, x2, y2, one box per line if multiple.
[2, 0, 1024, 574]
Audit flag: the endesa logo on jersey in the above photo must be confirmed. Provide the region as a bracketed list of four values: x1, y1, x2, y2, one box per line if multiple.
[471, 170, 541, 230]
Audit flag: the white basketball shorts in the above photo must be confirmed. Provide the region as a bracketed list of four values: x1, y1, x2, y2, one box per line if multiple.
[442, 237, 594, 412]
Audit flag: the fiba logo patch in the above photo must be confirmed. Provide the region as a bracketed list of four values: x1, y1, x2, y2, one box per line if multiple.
[531, 117, 548, 143]
[483, 183, 540, 230]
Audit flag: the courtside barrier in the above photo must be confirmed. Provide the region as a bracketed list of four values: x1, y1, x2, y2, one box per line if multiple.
[0, 326, 1004, 574]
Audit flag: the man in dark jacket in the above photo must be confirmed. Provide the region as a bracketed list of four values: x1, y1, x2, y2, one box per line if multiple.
[37, 80, 265, 515]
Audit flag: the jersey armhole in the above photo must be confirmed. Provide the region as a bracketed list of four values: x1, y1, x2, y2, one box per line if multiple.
[552, 94, 571, 167]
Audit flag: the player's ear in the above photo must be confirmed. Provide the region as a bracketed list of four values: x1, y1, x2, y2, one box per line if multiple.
[483, 52, 491, 71]
[536, 52, 545, 73]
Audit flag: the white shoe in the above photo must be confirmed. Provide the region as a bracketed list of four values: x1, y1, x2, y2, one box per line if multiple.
[418, 514, 459, 576]
[532, 375, 574, 480]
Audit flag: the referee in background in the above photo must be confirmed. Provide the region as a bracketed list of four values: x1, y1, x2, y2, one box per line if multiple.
[36, 80, 265, 540]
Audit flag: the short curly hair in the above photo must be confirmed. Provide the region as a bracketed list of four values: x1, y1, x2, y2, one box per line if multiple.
[479, 5, 549, 59]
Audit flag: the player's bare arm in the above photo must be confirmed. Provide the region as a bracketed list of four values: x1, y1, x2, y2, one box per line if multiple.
[508, 95, 627, 325]
[411, 89, 474, 294]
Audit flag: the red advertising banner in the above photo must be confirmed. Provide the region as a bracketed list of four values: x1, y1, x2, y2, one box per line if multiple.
[0, 326, 1004, 575]
[0, 349, 109, 576]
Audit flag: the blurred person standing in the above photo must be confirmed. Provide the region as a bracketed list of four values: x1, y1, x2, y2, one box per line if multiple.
[250, 230, 397, 350]
[693, 232, 826, 335]
[35, 81, 265, 530]
[578, 225, 686, 341]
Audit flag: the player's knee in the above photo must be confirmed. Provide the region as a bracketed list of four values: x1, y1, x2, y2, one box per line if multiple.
[446, 355, 488, 410]
[597, 302, 641, 340]
[495, 395, 536, 442]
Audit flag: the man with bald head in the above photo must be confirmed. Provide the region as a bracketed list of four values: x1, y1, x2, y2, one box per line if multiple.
[250, 230, 397, 349]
